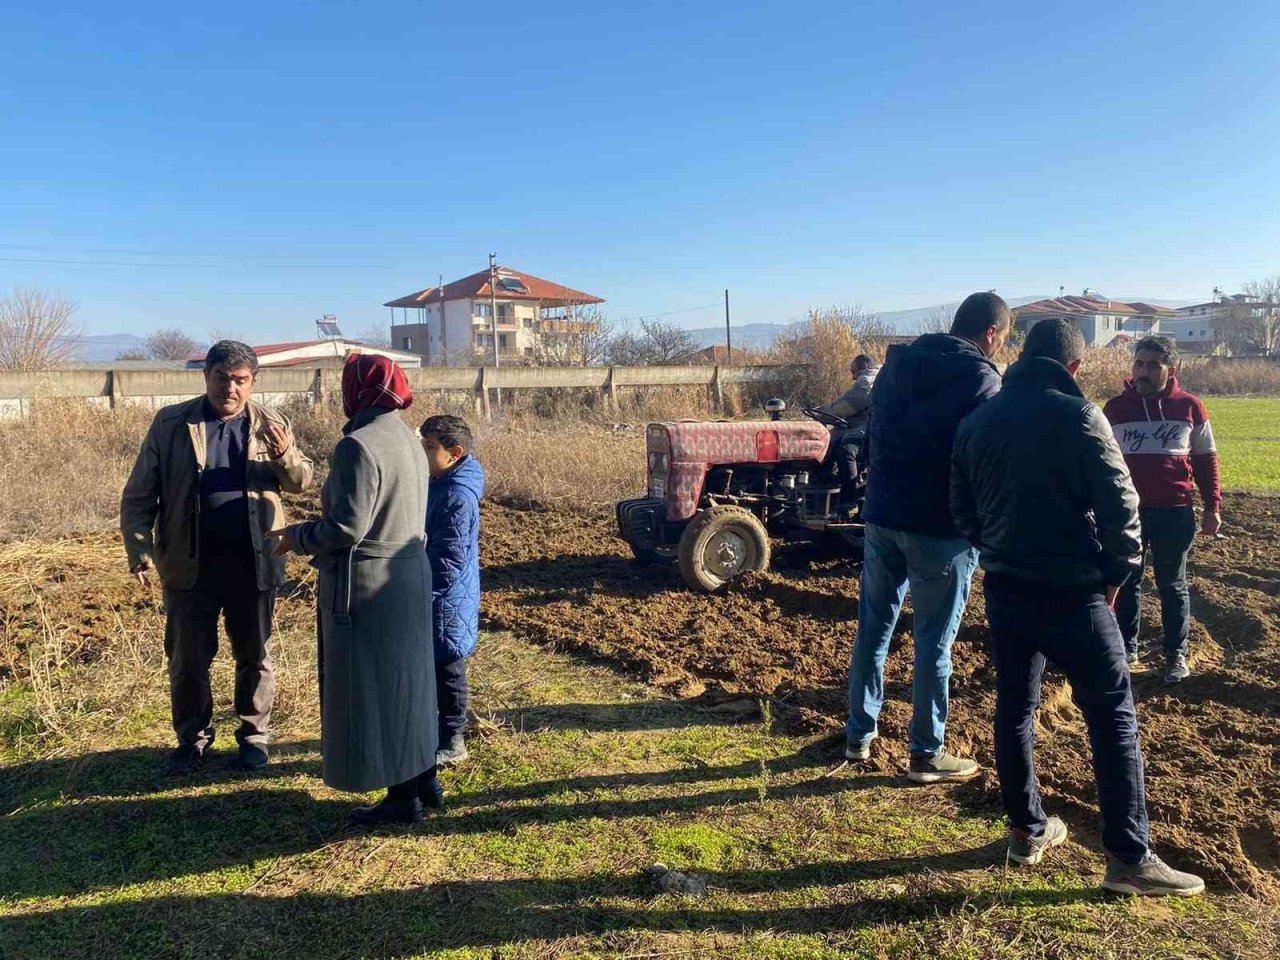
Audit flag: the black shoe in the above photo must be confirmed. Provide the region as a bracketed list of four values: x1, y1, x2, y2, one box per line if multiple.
[234, 743, 269, 771]
[166, 744, 204, 775]
[416, 770, 446, 811]
[351, 783, 423, 826]
[435, 734, 469, 766]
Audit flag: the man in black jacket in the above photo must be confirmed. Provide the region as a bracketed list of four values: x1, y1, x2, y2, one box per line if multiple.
[844, 292, 1006, 783]
[951, 318, 1203, 896]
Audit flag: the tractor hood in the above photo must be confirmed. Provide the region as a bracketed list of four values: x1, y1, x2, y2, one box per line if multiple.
[647, 420, 831, 521]
[649, 420, 830, 464]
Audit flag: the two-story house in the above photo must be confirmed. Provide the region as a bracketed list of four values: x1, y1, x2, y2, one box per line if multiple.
[1013, 295, 1173, 347]
[384, 266, 604, 364]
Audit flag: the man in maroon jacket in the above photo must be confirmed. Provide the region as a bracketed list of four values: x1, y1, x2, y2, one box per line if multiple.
[1102, 336, 1222, 684]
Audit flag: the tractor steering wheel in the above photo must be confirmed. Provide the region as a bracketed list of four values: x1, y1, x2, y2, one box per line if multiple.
[802, 406, 848, 429]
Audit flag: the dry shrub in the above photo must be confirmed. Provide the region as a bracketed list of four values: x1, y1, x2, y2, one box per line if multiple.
[477, 423, 645, 512]
[1075, 346, 1135, 402]
[0, 401, 153, 540]
[769, 307, 892, 405]
[1180, 359, 1280, 396]
[1075, 350, 1280, 401]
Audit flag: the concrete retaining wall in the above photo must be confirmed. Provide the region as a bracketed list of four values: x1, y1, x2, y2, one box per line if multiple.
[0, 364, 802, 419]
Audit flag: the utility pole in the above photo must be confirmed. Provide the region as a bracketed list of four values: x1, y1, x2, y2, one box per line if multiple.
[488, 252, 501, 368]
[437, 272, 444, 362]
[724, 289, 732, 364]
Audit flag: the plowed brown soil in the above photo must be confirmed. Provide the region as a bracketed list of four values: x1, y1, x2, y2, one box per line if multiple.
[482, 493, 1280, 898]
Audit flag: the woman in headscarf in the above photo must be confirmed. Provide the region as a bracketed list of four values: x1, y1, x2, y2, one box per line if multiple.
[270, 353, 442, 823]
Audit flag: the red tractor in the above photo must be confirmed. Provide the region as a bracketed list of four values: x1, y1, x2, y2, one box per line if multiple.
[615, 402, 865, 591]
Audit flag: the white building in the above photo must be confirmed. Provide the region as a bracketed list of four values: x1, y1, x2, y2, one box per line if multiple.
[384, 265, 605, 364]
[1013, 295, 1170, 348]
[1160, 295, 1272, 354]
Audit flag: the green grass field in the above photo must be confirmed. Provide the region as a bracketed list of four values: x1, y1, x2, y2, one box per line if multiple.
[1206, 396, 1280, 492]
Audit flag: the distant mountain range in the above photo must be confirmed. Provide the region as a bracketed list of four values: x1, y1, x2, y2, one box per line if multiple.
[67, 333, 146, 361]
[690, 295, 1196, 350]
[76, 295, 1197, 360]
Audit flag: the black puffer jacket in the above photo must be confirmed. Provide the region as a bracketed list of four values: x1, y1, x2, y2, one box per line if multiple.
[950, 356, 1142, 587]
[863, 334, 1002, 537]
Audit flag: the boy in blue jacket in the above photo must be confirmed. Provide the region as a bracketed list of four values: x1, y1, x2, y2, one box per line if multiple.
[418, 415, 485, 766]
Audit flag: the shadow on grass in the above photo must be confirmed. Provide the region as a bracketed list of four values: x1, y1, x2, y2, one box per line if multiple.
[0, 742, 323, 813]
[0, 756, 915, 900]
[491, 689, 768, 732]
[0, 851, 1101, 959]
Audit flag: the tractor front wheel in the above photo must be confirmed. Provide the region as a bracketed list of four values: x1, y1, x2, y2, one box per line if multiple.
[676, 506, 771, 592]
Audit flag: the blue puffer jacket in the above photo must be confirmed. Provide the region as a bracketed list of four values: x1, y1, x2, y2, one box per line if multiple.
[426, 455, 485, 662]
[863, 333, 1001, 538]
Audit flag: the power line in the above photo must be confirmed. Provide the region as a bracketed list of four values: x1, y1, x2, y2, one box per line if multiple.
[617, 301, 722, 325]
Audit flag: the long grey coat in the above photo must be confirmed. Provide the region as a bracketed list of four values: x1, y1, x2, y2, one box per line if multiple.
[290, 407, 436, 793]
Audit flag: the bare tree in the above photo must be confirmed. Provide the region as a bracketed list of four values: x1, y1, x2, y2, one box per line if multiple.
[604, 318, 699, 366]
[1221, 276, 1280, 356]
[638, 319, 699, 364]
[915, 304, 955, 335]
[145, 328, 201, 362]
[115, 350, 149, 361]
[360, 323, 392, 349]
[529, 306, 613, 366]
[0, 287, 79, 371]
[207, 328, 244, 345]
[603, 329, 649, 366]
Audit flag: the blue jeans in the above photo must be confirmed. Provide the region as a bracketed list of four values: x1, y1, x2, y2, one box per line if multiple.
[984, 573, 1150, 864]
[846, 523, 978, 756]
[1117, 506, 1196, 661]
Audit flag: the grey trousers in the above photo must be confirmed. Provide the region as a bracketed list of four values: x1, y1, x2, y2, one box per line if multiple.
[162, 542, 276, 751]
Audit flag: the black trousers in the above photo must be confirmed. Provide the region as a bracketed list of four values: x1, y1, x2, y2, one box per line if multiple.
[831, 429, 862, 498]
[983, 573, 1150, 864]
[163, 541, 276, 751]
[436, 657, 469, 740]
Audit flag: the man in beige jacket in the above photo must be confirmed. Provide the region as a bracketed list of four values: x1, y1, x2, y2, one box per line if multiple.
[121, 340, 313, 773]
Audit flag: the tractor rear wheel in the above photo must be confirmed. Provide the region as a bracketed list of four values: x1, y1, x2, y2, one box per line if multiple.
[676, 506, 771, 592]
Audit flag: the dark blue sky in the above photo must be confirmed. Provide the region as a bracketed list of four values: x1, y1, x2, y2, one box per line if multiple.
[2, 1, 1277, 343]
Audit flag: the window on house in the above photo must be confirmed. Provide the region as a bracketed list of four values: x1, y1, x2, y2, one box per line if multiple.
[523, 317, 533, 328]
[402, 336, 413, 351]
[497, 304, 513, 320]
[499, 334, 509, 349]
[474, 303, 493, 318]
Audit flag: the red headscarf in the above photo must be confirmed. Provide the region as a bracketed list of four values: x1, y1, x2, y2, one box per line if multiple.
[341, 353, 414, 418]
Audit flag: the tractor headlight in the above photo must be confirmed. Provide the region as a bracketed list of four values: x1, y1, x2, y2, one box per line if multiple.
[647, 452, 669, 499]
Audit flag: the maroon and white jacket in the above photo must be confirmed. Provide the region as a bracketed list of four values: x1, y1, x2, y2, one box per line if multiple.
[1102, 376, 1221, 512]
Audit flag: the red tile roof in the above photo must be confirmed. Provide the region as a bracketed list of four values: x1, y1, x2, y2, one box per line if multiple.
[383, 266, 604, 309]
[1014, 296, 1139, 316]
[1125, 302, 1176, 316]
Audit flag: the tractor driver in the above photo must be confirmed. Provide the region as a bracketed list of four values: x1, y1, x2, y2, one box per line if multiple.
[821, 354, 879, 496]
